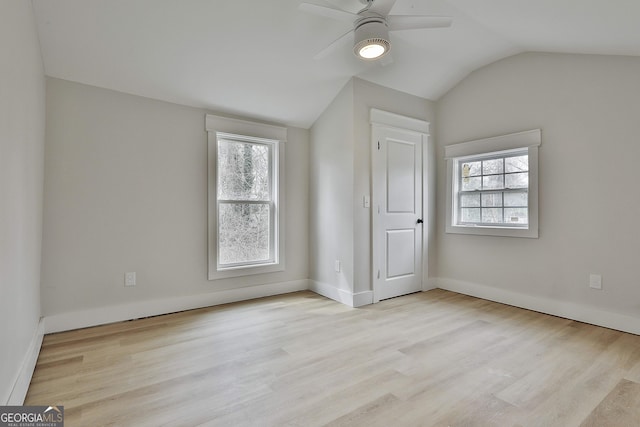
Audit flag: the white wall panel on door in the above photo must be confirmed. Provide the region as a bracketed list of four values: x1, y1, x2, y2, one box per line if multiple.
[387, 140, 416, 213]
[386, 229, 415, 278]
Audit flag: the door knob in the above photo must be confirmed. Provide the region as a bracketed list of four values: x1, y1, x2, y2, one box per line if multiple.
[417, 218, 423, 224]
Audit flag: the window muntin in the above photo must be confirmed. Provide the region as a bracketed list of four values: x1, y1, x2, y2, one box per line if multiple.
[455, 150, 529, 228]
[216, 134, 278, 270]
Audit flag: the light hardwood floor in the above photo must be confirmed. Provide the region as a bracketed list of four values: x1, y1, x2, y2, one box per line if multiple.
[26, 290, 640, 426]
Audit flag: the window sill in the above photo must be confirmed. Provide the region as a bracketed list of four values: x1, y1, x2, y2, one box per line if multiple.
[208, 262, 285, 280]
[446, 224, 538, 238]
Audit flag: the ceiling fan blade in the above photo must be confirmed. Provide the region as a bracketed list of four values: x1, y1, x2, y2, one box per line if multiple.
[313, 29, 354, 59]
[369, 0, 398, 16]
[387, 15, 453, 31]
[299, 3, 358, 23]
[322, 0, 358, 10]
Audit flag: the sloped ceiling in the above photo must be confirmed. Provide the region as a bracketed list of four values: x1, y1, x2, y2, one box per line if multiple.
[32, 0, 640, 128]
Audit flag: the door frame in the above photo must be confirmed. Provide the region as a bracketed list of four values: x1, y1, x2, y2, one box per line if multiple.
[370, 109, 430, 303]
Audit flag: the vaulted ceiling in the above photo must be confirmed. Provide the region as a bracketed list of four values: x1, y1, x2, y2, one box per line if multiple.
[32, 0, 640, 128]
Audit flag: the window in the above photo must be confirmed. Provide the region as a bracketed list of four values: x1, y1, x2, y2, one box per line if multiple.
[206, 115, 286, 279]
[456, 150, 529, 226]
[445, 129, 540, 238]
[217, 134, 277, 267]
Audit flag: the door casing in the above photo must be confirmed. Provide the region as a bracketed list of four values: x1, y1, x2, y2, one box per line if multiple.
[370, 110, 430, 303]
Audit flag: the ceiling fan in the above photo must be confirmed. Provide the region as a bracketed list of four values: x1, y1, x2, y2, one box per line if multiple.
[299, 0, 453, 62]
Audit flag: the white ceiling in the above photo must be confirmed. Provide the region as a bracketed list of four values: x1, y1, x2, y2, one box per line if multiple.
[32, 0, 640, 128]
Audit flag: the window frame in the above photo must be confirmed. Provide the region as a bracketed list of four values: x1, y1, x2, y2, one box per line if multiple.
[216, 133, 278, 269]
[445, 129, 540, 238]
[206, 115, 286, 280]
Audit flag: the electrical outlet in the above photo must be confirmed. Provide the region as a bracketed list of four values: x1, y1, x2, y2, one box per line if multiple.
[125, 272, 136, 287]
[589, 274, 602, 290]
[335, 260, 341, 273]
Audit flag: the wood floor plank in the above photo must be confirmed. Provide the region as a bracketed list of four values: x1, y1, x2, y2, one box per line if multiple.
[25, 290, 640, 426]
[580, 379, 640, 427]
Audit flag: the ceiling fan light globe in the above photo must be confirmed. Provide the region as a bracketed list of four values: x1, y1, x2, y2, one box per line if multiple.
[358, 43, 386, 59]
[353, 19, 390, 61]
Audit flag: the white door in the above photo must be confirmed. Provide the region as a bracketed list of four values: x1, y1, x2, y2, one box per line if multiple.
[372, 125, 423, 301]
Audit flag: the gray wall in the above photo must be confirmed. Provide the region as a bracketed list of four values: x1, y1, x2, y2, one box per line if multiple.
[309, 80, 355, 293]
[436, 52, 640, 318]
[309, 77, 435, 299]
[0, 1, 45, 403]
[41, 78, 309, 316]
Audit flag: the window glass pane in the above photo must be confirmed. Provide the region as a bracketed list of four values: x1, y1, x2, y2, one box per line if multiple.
[504, 192, 528, 207]
[460, 208, 480, 223]
[504, 208, 528, 225]
[218, 139, 270, 201]
[482, 158, 503, 175]
[505, 172, 528, 189]
[460, 194, 480, 207]
[219, 203, 270, 265]
[461, 161, 481, 177]
[481, 193, 502, 207]
[505, 155, 528, 173]
[482, 208, 503, 223]
[461, 176, 481, 191]
[483, 175, 504, 190]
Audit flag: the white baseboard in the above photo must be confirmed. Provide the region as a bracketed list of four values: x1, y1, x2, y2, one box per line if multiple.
[309, 280, 373, 308]
[309, 280, 355, 306]
[45, 280, 309, 333]
[423, 277, 438, 291]
[435, 277, 640, 336]
[353, 290, 374, 307]
[6, 318, 45, 405]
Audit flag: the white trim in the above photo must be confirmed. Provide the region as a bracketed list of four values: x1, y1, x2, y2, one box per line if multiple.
[370, 108, 430, 134]
[207, 119, 286, 280]
[353, 291, 374, 307]
[422, 137, 436, 290]
[309, 281, 373, 308]
[44, 280, 308, 333]
[445, 130, 540, 239]
[444, 129, 540, 159]
[435, 277, 640, 336]
[309, 281, 356, 307]
[205, 114, 287, 142]
[6, 318, 44, 405]
[422, 277, 438, 291]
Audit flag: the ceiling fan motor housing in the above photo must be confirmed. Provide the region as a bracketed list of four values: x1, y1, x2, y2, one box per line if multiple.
[353, 17, 391, 60]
